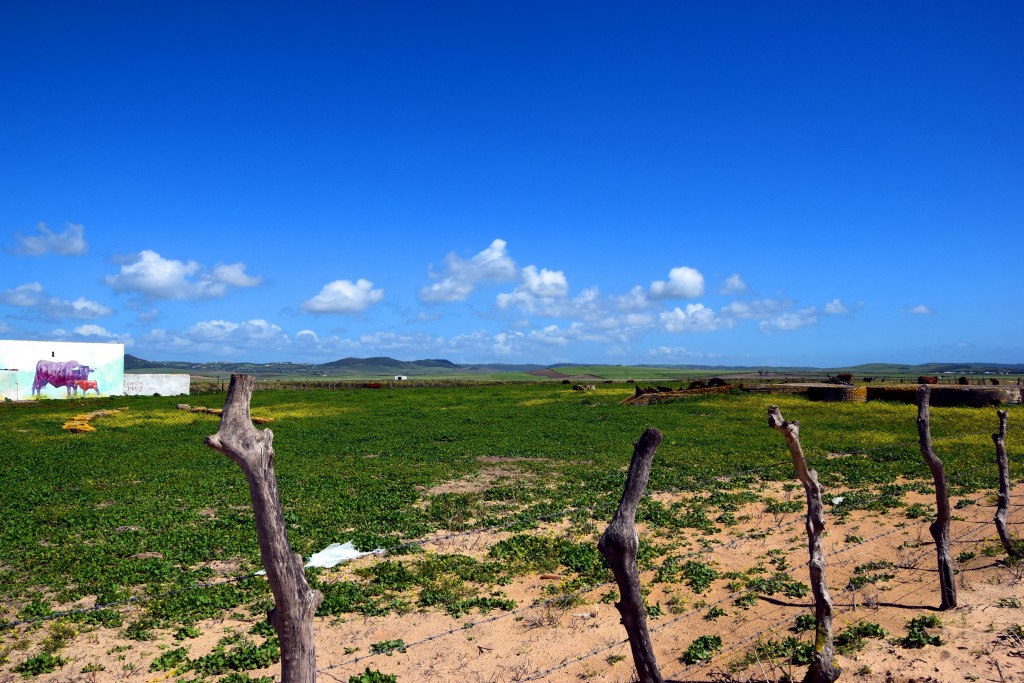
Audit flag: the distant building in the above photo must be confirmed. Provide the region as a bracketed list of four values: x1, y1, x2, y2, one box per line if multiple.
[394, 375, 408, 381]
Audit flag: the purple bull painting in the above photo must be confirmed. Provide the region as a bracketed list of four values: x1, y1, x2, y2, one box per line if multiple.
[32, 359, 93, 396]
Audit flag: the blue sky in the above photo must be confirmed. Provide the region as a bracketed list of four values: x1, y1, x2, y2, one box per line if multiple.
[1, 2, 1021, 367]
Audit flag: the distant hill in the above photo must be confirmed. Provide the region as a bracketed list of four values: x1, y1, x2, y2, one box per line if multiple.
[123, 354, 1024, 379]
[124, 354, 544, 377]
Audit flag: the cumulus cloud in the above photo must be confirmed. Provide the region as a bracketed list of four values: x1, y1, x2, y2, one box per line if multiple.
[105, 250, 260, 300]
[62, 298, 113, 319]
[721, 298, 791, 321]
[759, 307, 818, 332]
[496, 266, 570, 311]
[520, 266, 569, 298]
[660, 303, 727, 332]
[719, 297, 823, 332]
[57, 324, 132, 344]
[721, 273, 747, 294]
[905, 304, 934, 315]
[647, 346, 720, 361]
[140, 319, 292, 357]
[1, 282, 44, 307]
[300, 278, 385, 313]
[359, 331, 444, 350]
[613, 286, 650, 311]
[0, 282, 112, 320]
[824, 298, 848, 315]
[212, 263, 263, 288]
[73, 324, 116, 338]
[187, 319, 285, 342]
[649, 266, 705, 300]
[13, 222, 88, 256]
[420, 238, 518, 303]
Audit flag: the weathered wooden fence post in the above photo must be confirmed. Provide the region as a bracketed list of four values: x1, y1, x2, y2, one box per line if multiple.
[767, 406, 840, 683]
[206, 374, 324, 683]
[993, 410, 1018, 558]
[916, 385, 957, 610]
[598, 428, 664, 683]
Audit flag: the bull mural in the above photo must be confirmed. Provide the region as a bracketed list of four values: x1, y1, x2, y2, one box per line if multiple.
[0, 341, 123, 401]
[32, 359, 93, 396]
[74, 379, 100, 395]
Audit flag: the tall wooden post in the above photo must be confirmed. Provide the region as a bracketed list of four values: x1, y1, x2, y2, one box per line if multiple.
[993, 410, 1018, 558]
[598, 428, 664, 683]
[207, 374, 323, 682]
[916, 386, 957, 610]
[767, 406, 840, 683]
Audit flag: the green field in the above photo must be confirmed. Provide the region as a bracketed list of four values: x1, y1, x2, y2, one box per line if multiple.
[0, 384, 1018, 677]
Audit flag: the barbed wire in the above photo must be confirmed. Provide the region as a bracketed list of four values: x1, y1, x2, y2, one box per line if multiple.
[2, 419, 1016, 683]
[314, 513, 811, 675]
[493, 515, 941, 682]
[3, 424, 1014, 635]
[0, 449, 804, 631]
[513, 504, 1010, 682]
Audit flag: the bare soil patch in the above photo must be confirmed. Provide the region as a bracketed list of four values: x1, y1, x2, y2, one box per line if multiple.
[11, 479, 1024, 683]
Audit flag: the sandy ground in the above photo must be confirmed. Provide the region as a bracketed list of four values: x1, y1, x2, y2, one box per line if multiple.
[5, 483, 1024, 683]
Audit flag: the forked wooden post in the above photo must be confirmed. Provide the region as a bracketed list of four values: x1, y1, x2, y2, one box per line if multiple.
[993, 410, 1018, 558]
[598, 428, 664, 683]
[767, 406, 839, 683]
[206, 374, 323, 683]
[916, 385, 957, 610]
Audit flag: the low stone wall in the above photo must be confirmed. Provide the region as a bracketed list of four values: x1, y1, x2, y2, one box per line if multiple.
[621, 384, 734, 405]
[865, 385, 1020, 407]
[123, 373, 190, 396]
[807, 385, 868, 403]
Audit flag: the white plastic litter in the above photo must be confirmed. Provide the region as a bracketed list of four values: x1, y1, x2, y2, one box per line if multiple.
[306, 541, 382, 568]
[255, 541, 383, 575]
[832, 496, 844, 505]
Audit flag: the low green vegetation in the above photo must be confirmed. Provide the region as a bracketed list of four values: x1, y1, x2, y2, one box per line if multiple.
[902, 615, 943, 648]
[0, 383, 1015, 676]
[834, 621, 888, 654]
[680, 634, 722, 664]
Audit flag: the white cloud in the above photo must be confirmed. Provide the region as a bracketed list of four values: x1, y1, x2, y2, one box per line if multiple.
[721, 298, 790, 321]
[759, 307, 818, 332]
[650, 266, 705, 300]
[0, 282, 112, 320]
[520, 266, 568, 298]
[491, 331, 522, 355]
[824, 298, 848, 315]
[62, 297, 113, 319]
[359, 331, 443, 350]
[647, 346, 720, 360]
[105, 250, 248, 300]
[613, 286, 650, 311]
[905, 304, 934, 315]
[300, 278, 385, 313]
[73, 324, 115, 338]
[212, 262, 263, 288]
[496, 266, 570, 311]
[14, 222, 88, 256]
[420, 238, 518, 303]
[187, 319, 285, 342]
[1, 282, 44, 306]
[140, 319, 292, 357]
[660, 303, 727, 332]
[721, 273, 747, 294]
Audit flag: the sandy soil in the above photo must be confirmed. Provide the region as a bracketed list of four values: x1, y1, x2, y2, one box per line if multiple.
[6, 483, 1024, 683]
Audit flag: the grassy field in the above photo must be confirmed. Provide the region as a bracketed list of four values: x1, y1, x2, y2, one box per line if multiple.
[0, 384, 1018, 679]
